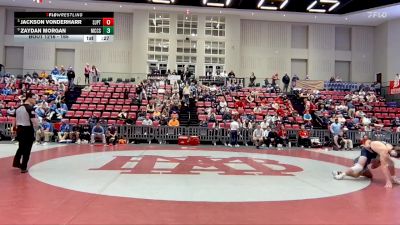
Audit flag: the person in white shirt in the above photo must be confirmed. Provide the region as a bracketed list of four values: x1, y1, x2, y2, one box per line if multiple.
[228, 119, 240, 147]
[253, 125, 264, 149]
[260, 119, 269, 130]
[142, 116, 153, 126]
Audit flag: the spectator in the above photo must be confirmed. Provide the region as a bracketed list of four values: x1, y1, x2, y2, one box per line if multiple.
[182, 83, 190, 106]
[340, 128, 353, 150]
[228, 119, 240, 147]
[67, 66, 75, 88]
[277, 124, 288, 147]
[330, 118, 342, 149]
[303, 110, 312, 121]
[253, 125, 264, 149]
[58, 120, 71, 142]
[106, 124, 118, 146]
[60, 65, 66, 76]
[272, 73, 279, 86]
[7, 106, 15, 117]
[51, 67, 59, 76]
[90, 65, 100, 83]
[80, 123, 91, 143]
[91, 123, 106, 144]
[70, 124, 81, 144]
[228, 70, 235, 78]
[35, 119, 53, 145]
[0, 100, 4, 110]
[117, 110, 128, 121]
[168, 116, 180, 127]
[84, 63, 91, 85]
[347, 101, 355, 118]
[142, 116, 153, 126]
[282, 73, 290, 93]
[146, 102, 155, 114]
[392, 117, 400, 128]
[264, 127, 278, 147]
[298, 125, 311, 148]
[249, 73, 256, 87]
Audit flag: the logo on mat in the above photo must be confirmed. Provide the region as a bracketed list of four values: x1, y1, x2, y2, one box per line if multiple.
[90, 155, 303, 176]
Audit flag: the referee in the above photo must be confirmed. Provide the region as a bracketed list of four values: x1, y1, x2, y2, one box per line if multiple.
[12, 93, 37, 173]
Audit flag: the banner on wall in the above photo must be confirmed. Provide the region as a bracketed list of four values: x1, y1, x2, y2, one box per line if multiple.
[296, 80, 324, 90]
[389, 80, 400, 95]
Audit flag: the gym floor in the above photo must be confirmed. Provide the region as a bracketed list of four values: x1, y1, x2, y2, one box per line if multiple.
[0, 143, 399, 225]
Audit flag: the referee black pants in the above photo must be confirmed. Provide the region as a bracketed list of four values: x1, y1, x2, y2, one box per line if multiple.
[13, 126, 35, 171]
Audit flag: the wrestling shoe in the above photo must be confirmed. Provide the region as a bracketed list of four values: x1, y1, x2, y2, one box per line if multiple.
[332, 171, 345, 180]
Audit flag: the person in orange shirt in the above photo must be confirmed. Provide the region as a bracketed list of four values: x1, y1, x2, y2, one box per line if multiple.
[168, 116, 180, 127]
[298, 125, 311, 148]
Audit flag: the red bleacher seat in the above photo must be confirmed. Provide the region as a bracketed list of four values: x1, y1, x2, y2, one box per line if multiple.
[292, 124, 300, 130]
[136, 121, 143, 126]
[88, 104, 96, 111]
[79, 119, 88, 125]
[117, 99, 124, 105]
[92, 98, 100, 104]
[122, 105, 130, 111]
[65, 111, 74, 118]
[84, 98, 92, 104]
[109, 99, 117, 105]
[75, 98, 84, 104]
[111, 112, 119, 118]
[114, 105, 122, 111]
[117, 120, 125, 125]
[79, 104, 88, 110]
[196, 102, 204, 107]
[108, 120, 116, 125]
[153, 120, 160, 127]
[130, 105, 138, 111]
[205, 102, 212, 107]
[102, 112, 111, 118]
[100, 98, 108, 104]
[81, 92, 89, 97]
[93, 111, 101, 118]
[104, 93, 112, 98]
[105, 105, 114, 111]
[128, 112, 136, 119]
[71, 104, 80, 110]
[384, 120, 391, 127]
[70, 119, 78, 125]
[74, 111, 84, 118]
[216, 115, 223, 121]
[0, 117, 7, 123]
[97, 105, 105, 111]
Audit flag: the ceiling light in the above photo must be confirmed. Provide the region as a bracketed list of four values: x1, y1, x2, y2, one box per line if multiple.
[280, 0, 289, 9]
[328, 2, 340, 12]
[119, 5, 122, 7]
[320, 0, 337, 3]
[309, 9, 326, 13]
[203, 0, 232, 7]
[260, 6, 277, 10]
[150, 0, 175, 4]
[258, 0, 288, 10]
[307, 1, 317, 11]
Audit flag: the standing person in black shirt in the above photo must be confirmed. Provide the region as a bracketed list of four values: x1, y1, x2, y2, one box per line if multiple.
[282, 73, 290, 93]
[67, 66, 75, 89]
[12, 93, 37, 173]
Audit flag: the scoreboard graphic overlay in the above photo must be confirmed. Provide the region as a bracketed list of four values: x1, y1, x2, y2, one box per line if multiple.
[14, 12, 114, 42]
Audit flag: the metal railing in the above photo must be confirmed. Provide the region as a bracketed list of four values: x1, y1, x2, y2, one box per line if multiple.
[1, 123, 399, 146]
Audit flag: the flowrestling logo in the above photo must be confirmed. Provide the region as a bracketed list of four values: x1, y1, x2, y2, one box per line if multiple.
[29, 150, 370, 202]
